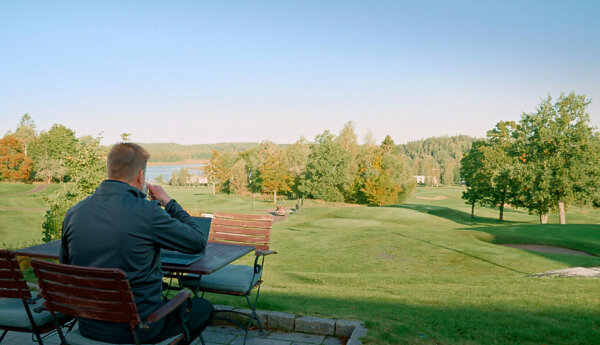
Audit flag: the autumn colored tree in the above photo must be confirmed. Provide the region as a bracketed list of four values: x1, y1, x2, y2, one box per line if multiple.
[230, 159, 249, 195]
[255, 142, 292, 203]
[0, 135, 33, 181]
[206, 150, 234, 194]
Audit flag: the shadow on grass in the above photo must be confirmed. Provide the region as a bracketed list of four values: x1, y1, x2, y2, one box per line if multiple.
[392, 204, 521, 226]
[460, 223, 600, 267]
[213, 292, 600, 345]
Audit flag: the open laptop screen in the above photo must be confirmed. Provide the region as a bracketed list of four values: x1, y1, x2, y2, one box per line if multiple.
[161, 216, 211, 266]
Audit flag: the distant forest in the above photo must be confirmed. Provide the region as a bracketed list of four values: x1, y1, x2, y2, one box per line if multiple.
[140, 135, 478, 185]
[136, 142, 260, 162]
[397, 135, 479, 185]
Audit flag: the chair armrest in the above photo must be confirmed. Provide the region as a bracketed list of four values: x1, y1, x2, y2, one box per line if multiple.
[255, 250, 277, 256]
[146, 290, 192, 324]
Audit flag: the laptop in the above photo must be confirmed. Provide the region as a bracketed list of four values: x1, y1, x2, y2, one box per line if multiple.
[161, 217, 211, 266]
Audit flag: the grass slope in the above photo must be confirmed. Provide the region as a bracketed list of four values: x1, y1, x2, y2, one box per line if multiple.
[1, 183, 599, 344]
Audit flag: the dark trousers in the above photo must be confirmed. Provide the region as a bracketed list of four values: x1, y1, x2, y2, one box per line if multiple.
[143, 298, 214, 344]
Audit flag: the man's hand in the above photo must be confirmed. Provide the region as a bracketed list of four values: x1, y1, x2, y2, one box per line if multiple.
[147, 183, 172, 206]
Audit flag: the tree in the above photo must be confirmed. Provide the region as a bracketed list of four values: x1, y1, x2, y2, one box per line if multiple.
[259, 146, 292, 203]
[13, 113, 37, 156]
[285, 137, 311, 197]
[35, 157, 67, 184]
[206, 150, 234, 193]
[480, 121, 521, 220]
[354, 142, 415, 206]
[299, 131, 354, 202]
[380, 135, 397, 154]
[336, 121, 359, 156]
[28, 124, 78, 182]
[230, 159, 249, 195]
[120, 133, 131, 142]
[41, 134, 105, 241]
[0, 135, 33, 181]
[514, 93, 600, 224]
[460, 141, 491, 217]
[154, 174, 164, 184]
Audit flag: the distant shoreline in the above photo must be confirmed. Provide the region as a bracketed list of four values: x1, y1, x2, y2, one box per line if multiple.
[147, 159, 208, 166]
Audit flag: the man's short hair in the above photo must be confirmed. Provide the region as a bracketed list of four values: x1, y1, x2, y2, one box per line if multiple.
[107, 143, 150, 181]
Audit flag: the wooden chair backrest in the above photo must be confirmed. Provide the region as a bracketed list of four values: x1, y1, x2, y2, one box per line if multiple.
[31, 259, 140, 328]
[210, 212, 274, 251]
[0, 250, 31, 300]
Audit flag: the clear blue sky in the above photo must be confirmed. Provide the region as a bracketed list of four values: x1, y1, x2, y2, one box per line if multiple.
[1, 1, 599, 145]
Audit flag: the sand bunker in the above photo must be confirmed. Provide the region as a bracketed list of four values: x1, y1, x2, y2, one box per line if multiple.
[416, 196, 448, 201]
[532, 267, 600, 278]
[499, 244, 595, 257]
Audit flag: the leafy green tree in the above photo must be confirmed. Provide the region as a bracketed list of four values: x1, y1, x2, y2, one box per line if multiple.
[154, 174, 164, 184]
[380, 135, 397, 154]
[514, 93, 600, 224]
[41, 134, 105, 241]
[336, 121, 359, 156]
[178, 167, 190, 186]
[35, 158, 67, 184]
[29, 124, 78, 182]
[460, 141, 491, 217]
[285, 137, 310, 197]
[299, 131, 353, 202]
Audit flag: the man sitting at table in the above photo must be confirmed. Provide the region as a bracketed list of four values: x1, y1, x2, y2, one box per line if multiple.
[60, 142, 213, 344]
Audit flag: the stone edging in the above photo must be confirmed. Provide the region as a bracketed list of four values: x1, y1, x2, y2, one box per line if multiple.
[215, 305, 367, 344]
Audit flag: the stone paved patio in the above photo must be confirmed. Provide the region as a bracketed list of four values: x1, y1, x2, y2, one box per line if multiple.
[1, 325, 343, 345]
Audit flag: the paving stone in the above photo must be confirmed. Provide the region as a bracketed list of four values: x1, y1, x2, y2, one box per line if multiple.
[334, 319, 363, 337]
[347, 325, 368, 345]
[294, 316, 335, 336]
[230, 336, 292, 345]
[232, 308, 267, 327]
[267, 311, 295, 331]
[202, 330, 238, 344]
[268, 331, 325, 344]
[322, 336, 342, 345]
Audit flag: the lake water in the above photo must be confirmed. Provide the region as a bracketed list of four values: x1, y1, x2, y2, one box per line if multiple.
[146, 164, 205, 182]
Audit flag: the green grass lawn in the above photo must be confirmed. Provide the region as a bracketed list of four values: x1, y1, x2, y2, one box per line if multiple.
[1, 182, 599, 344]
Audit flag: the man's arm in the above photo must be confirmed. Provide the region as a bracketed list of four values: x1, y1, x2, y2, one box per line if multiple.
[59, 218, 69, 264]
[148, 184, 206, 254]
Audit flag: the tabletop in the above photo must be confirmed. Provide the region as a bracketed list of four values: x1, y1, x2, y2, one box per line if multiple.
[14, 240, 254, 276]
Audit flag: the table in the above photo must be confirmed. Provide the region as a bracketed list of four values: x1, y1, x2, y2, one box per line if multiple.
[15, 240, 254, 276]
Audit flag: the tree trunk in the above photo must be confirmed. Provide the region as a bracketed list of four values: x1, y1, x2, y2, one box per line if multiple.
[274, 190, 277, 204]
[471, 203, 475, 217]
[540, 213, 549, 224]
[499, 190, 506, 221]
[212, 182, 216, 195]
[558, 201, 566, 224]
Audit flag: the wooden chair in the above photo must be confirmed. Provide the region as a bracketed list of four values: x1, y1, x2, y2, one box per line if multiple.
[0, 250, 70, 345]
[181, 212, 276, 342]
[30, 259, 197, 345]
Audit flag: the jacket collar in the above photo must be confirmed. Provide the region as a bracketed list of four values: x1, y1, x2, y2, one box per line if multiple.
[95, 180, 146, 199]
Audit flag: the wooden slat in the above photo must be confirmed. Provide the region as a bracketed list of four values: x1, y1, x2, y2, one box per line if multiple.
[0, 278, 27, 290]
[0, 259, 15, 269]
[42, 280, 124, 301]
[0, 268, 22, 280]
[255, 244, 269, 251]
[212, 218, 272, 230]
[210, 224, 270, 237]
[209, 233, 269, 245]
[45, 290, 133, 313]
[48, 301, 137, 324]
[38, 270, 124, 290]
[214, 212, 274, 222]
[0, 289, 24, 299]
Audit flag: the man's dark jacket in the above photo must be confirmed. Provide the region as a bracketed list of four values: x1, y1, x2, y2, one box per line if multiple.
[60, 180, 206, 342]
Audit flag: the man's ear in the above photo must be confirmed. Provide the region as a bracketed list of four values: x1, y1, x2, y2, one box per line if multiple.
[136, 169, 144, 186]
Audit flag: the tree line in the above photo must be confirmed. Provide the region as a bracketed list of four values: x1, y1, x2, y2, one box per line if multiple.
[1, 115, 106, 241]
[206, 122, 416, 206]
[461, 93, 600, 224]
